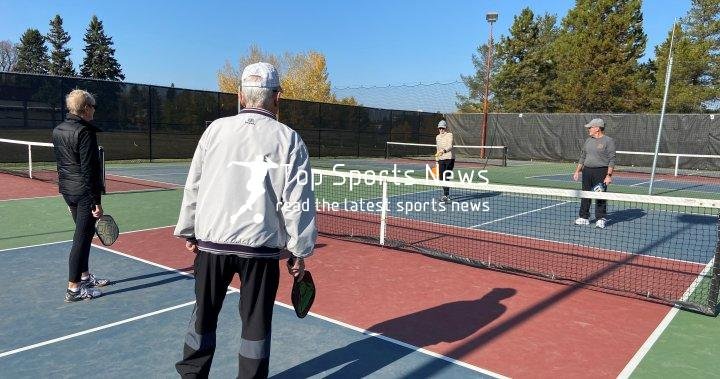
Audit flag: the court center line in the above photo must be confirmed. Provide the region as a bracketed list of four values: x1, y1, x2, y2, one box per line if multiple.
[471, 200, 573, 228]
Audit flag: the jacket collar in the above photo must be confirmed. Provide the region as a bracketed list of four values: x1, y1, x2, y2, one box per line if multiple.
[239, 107, 277, 120]
[66, 113, 101, 132]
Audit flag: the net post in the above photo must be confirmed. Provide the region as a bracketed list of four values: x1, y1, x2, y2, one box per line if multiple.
[99, 146, 106, 195]
[674, 155, 680, 176]
[503, 146, 508, 167]
[27, 144, 33, 179]
[708, 212, 720, 315]
[379, 179, 388, 246]
[385, 142, 389, 159]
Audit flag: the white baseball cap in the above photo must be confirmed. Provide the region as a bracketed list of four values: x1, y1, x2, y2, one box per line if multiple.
[241, 62, 281, 89]
[437, 120, 447, 129]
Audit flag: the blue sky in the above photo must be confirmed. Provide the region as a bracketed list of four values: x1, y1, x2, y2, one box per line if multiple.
[0, 0, 691, 110]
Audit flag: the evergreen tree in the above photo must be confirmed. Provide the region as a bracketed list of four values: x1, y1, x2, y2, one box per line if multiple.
[651, 24, 716, 112]
[456, 43, 502, 113]
[80, 15, 124, 81]
[552, 0, 648, 112]
[683, 0, 720, 107]
[14, 28, 49, 74]
[47, 15, 75, 76]
[493, 8, 560, 112]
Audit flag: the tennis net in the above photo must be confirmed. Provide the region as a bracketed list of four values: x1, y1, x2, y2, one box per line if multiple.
[385, 142, 508, 167]
[312, 168, 720, 315]
[0, 138, 106, 188]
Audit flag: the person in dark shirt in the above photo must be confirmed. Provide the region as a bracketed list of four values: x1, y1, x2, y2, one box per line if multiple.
[572, 118, 616, 229]
[53, 89, 109, 302]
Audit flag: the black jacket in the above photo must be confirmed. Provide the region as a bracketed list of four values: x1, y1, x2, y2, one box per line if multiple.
[52, 113, 103, 204]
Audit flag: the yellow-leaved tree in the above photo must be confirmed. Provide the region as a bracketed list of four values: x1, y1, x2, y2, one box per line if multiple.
[217, 44, 357, 105]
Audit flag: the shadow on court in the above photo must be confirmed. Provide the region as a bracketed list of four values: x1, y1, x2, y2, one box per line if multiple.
[272, 288, 516, 378]
[111, 266, 194, 285]
[606, 208, 646, 227]
[103, 273, 194, 297]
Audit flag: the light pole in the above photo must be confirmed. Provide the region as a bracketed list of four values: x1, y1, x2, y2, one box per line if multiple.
[482, 11, 498, 158]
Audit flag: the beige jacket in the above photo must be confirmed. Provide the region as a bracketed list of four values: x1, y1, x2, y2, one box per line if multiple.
[435, 132, 455, 160]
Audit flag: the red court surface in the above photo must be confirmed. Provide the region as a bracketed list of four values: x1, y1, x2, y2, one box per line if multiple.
[0, 174, 58, 200]
[0, 173, 177, 200]
[111, 226, 672, 378]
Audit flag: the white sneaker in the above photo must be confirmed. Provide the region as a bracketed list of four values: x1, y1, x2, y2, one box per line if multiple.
[595, 218, 606, 229]
[575, 217, 590, 225]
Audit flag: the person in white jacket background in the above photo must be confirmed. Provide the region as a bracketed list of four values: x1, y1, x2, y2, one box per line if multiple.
[174, 62, 317, 379]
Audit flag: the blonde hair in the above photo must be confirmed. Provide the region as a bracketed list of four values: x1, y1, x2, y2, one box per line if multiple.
[65, 89, 96, 114]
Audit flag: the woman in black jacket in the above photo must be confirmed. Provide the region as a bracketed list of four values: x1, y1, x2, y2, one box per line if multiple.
[53, 89, 109, 302]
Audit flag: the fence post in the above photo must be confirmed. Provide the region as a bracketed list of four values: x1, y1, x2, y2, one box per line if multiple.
[317, 102, 322, 157]
[148, 85, 153, 162]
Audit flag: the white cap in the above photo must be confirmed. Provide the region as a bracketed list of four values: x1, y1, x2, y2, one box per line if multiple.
[437, 120, 447, 129]
[241, 62, 281, 89]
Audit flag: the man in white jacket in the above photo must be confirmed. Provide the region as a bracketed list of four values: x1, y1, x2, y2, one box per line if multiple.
[174, 62, 317, 378]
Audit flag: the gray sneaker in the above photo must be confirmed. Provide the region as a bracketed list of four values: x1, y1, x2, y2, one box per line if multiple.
[65, 286, 102, 302]
[81, 273, 110, 288]
[595, 218, 607, 229]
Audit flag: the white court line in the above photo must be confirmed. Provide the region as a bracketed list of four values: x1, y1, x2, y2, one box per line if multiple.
[630, 179, 665, 187]
[0, 186, 182, 203]
[1, 238, 507, 377]
[0, 194, 60, 202]
[472, 201, 573, 228]
[617, 256, 717, 378]
[274, 304, 509, 379]
[524, 173, 565, 179]
[109, 172, 189, 178]
[0, 225, 176, 254]
[0, 300, 198, 358]
[107, 173, 183, 188]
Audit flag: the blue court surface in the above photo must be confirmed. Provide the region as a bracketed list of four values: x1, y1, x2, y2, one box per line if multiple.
[530, 173, 720, 195]
[382, 189, 717, 264]
[106, 164, 189, 187]
[0, 242, 495, 378]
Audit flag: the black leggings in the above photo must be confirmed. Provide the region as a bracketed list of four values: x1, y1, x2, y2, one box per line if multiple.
[63, 194, 96, 282]
[438, 159, 455, 196]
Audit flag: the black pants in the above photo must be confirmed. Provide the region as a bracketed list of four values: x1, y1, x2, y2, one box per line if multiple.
[579, 166, 608, 220]
[438, 159, 455, 196]
[176, 250, 280, 379]
[63, 194, 96, 283]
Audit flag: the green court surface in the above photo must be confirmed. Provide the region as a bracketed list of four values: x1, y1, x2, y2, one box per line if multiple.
[631, 310, 720, 377]
[0, 189, 182, 250]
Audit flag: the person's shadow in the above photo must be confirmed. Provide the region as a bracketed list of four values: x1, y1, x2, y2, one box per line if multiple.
[605, 208, 646, 227]
[272, 288, 516, 378]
